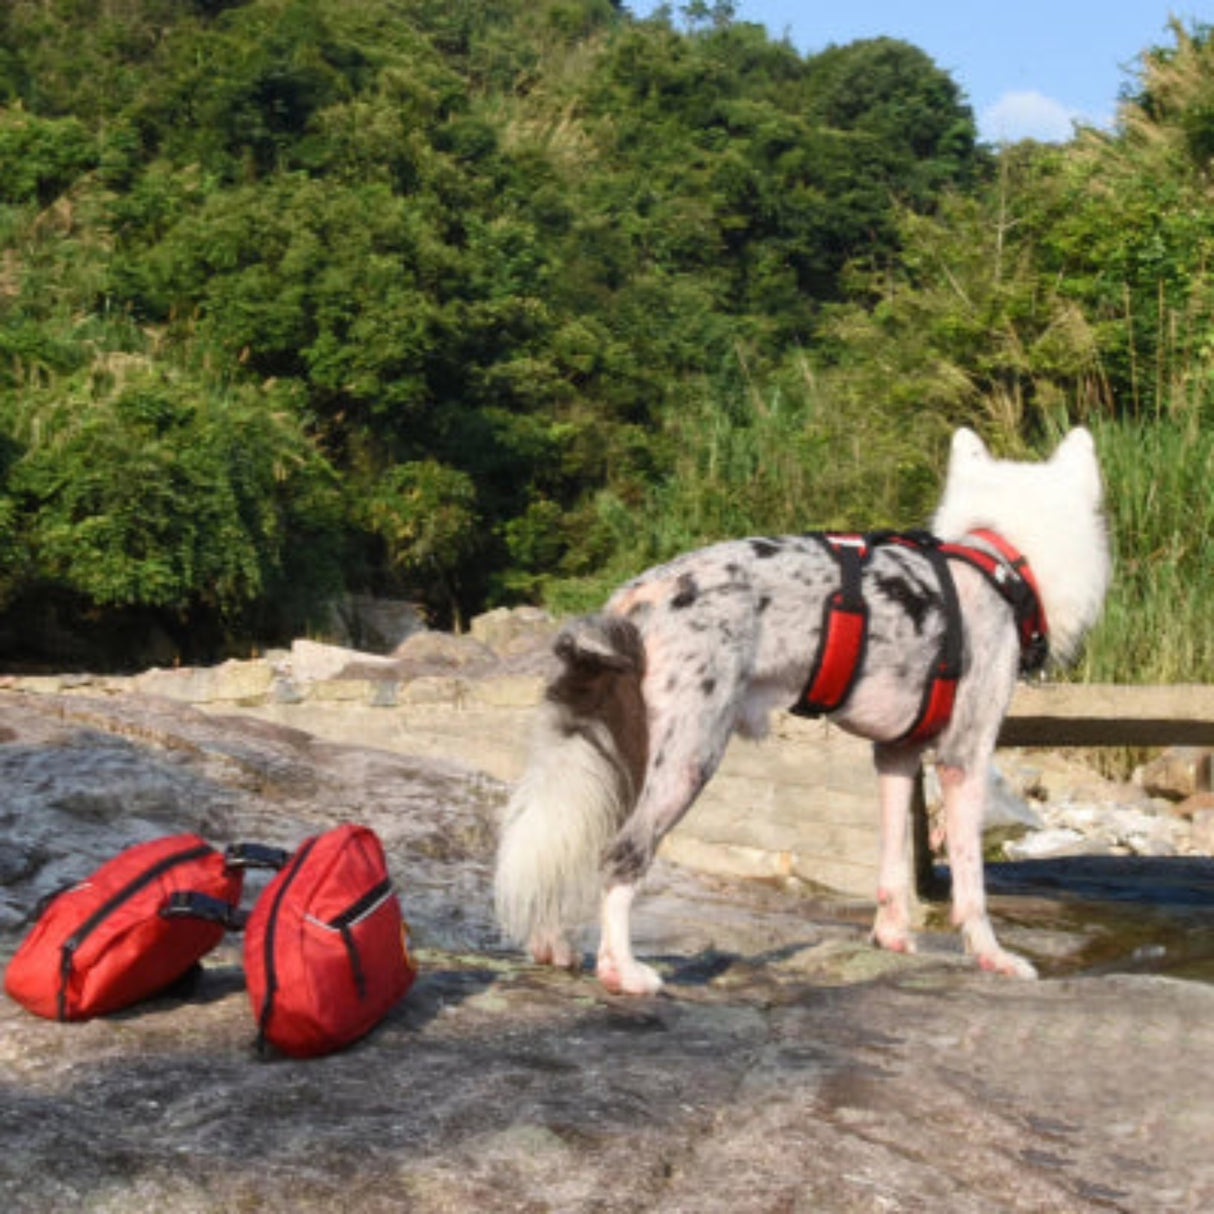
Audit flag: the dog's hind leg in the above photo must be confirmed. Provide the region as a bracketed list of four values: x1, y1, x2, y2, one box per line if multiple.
[598, 882, 656, 995]
[595, 653, 749, 994]
[870, 744, 923, 954]
[595, 753, 720, 995]
[940, 762, 1037, 978]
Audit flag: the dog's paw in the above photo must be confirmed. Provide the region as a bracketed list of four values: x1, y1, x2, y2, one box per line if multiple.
[871, 926, 917, 955]
[871, 889, 916, 954]
[529, 931, 580, 970]
[960, 917, 1038, 979]
[976, 949, 1038, 980]
[596, 955, 664, 996]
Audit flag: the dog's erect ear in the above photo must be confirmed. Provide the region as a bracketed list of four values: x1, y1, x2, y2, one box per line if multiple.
[1050, 427, 1102, 492]
[948, 427, 989, 470]
[1050, 426, 1096, 464]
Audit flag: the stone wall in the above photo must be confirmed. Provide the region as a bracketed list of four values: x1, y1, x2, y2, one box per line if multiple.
[2, 628, 887, 902]
[7, 618, 1211, 901]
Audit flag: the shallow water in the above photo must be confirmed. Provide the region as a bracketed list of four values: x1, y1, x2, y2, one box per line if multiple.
[983, 855, 1214, 982]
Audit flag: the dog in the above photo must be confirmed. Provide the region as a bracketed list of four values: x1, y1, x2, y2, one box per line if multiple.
[494, 428, 1110, 994]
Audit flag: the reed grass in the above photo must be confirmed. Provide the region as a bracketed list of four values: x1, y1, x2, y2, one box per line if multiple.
[547, 362, 1214, 690]
[1078, 412, 1214, 684]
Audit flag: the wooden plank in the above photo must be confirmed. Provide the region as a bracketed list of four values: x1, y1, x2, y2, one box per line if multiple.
[1000, 683, 1214, 747]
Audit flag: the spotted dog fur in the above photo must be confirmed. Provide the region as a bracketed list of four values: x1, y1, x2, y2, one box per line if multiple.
[495, 429, 1111, 994]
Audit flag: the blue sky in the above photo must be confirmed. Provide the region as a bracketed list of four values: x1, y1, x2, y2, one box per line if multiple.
[625, 2, 1211, 143]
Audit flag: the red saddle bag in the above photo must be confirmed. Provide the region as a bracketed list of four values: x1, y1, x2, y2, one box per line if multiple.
[4, 833, 242, 1021]
[243, 824, 416, 1058]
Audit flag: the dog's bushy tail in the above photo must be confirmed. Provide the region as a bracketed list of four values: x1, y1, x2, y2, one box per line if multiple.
[494, 613, 648, 952]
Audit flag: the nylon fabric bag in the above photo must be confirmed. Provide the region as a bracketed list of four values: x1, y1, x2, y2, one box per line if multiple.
[244, 824, 416, 1058]
[3, 833, 242, 1021]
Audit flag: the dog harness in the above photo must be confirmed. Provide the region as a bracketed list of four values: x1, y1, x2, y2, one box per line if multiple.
[789, 529, 1048, 744]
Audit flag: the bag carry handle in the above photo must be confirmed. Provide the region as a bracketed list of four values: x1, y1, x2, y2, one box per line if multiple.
[224, 842, 291, 872]
[161, 891, 249, 932]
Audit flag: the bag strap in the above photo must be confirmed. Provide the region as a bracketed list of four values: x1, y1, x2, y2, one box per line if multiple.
[225, 842, 291, 872]
[158, 841, 292, 933]
[160, 890, 249, 932]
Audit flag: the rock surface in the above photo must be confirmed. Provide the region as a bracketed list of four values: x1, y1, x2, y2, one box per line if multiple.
[2, 688, 1214, 1212]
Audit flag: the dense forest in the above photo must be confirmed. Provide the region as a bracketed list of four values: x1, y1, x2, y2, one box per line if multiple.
[0, 1, 1211, 680]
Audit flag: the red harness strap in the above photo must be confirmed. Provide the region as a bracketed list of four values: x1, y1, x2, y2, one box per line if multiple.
[938, 529, 1049, 671]
[797, 535, 870, 715]
[790, 530, 1048, 744]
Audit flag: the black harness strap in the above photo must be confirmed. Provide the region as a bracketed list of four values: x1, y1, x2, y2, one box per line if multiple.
[895, 540, 964, 745]
[789, 529, 1047, 744]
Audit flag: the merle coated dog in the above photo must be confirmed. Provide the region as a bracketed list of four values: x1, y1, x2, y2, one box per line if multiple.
[495, 428, 1110, 993]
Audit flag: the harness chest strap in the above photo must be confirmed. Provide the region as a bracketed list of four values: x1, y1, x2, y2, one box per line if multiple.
[790, 530, 1048, 743]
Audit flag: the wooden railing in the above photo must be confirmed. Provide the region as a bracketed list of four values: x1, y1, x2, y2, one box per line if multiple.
[915, 683, 1214, 897]
[1000, 683, 1214, 747]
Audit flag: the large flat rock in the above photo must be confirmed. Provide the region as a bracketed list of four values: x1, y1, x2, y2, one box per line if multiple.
[2, 691, 1213, 1212]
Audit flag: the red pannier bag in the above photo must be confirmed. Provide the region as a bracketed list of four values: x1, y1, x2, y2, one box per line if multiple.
[243, 824, 416, 1058]
[4, 833, 242, 1021]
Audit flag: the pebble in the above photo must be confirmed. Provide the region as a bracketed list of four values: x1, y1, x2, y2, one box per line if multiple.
[995, 751, 1209, 861]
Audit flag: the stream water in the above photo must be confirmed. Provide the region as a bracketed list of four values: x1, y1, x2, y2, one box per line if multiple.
[983, 855, 1214, 982]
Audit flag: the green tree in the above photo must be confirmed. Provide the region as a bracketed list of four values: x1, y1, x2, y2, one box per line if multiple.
[3, 364, 340, 628]
[362, 459, 479, 627]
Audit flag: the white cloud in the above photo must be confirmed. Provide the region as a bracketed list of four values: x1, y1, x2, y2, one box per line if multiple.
[979, 90, 1081, 144]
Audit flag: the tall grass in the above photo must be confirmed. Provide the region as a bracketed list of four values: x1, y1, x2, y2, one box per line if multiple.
[547, 357, 1214, 689]
[543, 358, 952, 613]
[1078, 412, 1214, 684]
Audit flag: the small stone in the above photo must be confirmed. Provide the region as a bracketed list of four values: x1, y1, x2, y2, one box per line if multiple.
[1191, 809, 1214, 854]
[1003, 827, 1086, 860]
[1172, 791, 1214, 820]
[1136, 747, 1213, 801]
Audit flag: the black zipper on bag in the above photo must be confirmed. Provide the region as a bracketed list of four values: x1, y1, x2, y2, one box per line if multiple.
[329, 878, 393, 932]
[57, 842, 215, 1022]
[256, 836, 317, 1052]
[327, 878, 394, 1001]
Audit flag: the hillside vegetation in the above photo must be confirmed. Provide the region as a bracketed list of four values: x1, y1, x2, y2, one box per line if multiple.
[0, 1, 1211, 680]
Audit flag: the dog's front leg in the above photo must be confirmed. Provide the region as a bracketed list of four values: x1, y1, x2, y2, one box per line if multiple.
[871, 744, 921, 954]
[940, 763, 1037, 978]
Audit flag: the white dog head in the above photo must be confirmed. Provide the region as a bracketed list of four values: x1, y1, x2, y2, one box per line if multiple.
[932, 427, 1111, 665]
